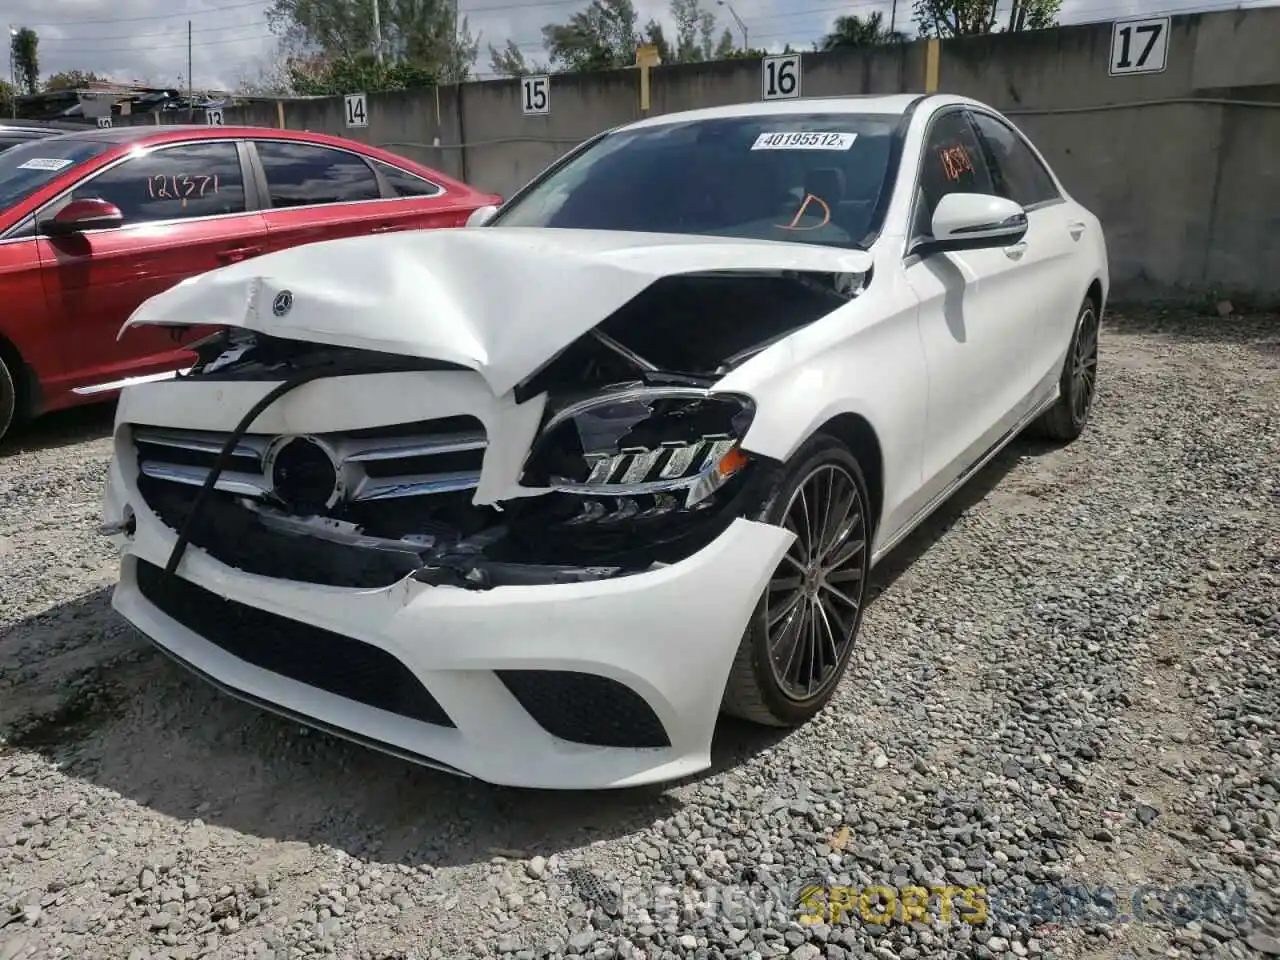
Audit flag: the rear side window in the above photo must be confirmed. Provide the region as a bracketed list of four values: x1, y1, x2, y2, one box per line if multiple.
[969, 112, 1060, 208]
[254, 141, 380, 208]
[69, 140, 246, 224]
[372, 159, 443, 198]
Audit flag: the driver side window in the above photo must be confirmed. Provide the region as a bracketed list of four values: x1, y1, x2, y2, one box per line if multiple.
[68, 141, 246, 225]
[911, 110, 996, 241]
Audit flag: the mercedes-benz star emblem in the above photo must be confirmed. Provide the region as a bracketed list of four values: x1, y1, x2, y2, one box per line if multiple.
[267, 436, 340, 514]
[271, 290, 293, 317]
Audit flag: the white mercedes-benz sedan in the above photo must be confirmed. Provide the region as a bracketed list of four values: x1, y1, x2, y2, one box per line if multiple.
[100, 93, 1107, 789]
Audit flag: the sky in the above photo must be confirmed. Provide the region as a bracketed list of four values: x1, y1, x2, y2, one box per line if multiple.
[5, 0, 1270, 91]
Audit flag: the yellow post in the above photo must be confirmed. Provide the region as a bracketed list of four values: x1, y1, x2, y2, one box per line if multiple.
[276, 100, 286, 128]
[924, 37, 940, 92]
[635, 43, 662, 111]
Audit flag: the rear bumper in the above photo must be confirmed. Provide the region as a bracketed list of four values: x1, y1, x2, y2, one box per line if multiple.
[107, 450, 793, 788]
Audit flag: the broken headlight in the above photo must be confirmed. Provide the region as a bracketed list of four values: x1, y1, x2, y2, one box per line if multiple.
[520, 386, 756, 517]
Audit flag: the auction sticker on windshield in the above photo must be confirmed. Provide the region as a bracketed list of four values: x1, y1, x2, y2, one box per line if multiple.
[16, 158, 74, 171]
[751, 132, 857, 151]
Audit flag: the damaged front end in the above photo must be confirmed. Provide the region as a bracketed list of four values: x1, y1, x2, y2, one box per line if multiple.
[121, 264, 866, 591]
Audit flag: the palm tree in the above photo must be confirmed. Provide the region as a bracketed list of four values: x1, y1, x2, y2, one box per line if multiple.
[819, 11, 904, 50]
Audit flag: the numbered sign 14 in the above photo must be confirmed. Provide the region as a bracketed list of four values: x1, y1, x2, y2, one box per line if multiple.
[1109, 16, 1169, 75]
[763, 54, 801, 101]
[345, 92, 369, 128]
[521, 76, 550, 116]
[205, 108, 224, 126]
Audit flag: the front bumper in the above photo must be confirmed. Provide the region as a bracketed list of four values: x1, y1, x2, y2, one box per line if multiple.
[105, 453, 793, 789]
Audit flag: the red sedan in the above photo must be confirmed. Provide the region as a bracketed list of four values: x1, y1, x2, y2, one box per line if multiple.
[0, 124, 501, 442]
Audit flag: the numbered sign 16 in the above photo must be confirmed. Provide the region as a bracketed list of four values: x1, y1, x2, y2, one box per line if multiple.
[205, 108, 224, 126]
[1109, 16, 1169, 75]
[96, 116, 112, 129]
[521, 75, 550, 116]
[763, 54, 801, 101]
[345, 92, 369, 128]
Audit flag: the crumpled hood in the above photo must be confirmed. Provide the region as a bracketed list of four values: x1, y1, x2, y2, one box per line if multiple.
[123, 227, 873, 396]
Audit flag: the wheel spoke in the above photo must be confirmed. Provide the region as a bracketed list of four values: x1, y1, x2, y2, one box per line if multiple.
[773, 603, 805, 677]
[823, 537, 866, 575]
[768, 590, 802, 627]
[819, 579, 862, 611]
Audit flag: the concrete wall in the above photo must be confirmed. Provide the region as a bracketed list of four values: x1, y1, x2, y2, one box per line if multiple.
[185, 7, 1280, 300]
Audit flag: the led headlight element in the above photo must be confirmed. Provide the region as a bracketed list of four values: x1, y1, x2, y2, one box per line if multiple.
[521, 386, 756, 509]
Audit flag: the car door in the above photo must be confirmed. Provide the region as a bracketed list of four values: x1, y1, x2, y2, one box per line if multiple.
[0, 223, 62, 403]
[968, 109, 1083, 393]
[249, 139, 394, 251]
[902, 107, 1048, 499]
[35, 138, 268, 395]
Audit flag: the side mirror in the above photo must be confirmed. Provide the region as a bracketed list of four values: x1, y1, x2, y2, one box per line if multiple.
[42, 198, 125, 238]
[465, 204, 499, 228]
[916, 193, 1027, 257]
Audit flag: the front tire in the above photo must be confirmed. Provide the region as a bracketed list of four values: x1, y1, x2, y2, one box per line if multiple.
[0, 356, 17, 446]
[721, 434, 872, 727]
[1032, 294, 1099, 442]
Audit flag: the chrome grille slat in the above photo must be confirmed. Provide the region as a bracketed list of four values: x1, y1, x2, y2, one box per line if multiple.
[352, 471, 482, 500]
[130, 421, 488, 507]
[133, 427, 267, 461]
[339, 433, 487, 462]
[139, 462, 273, 498]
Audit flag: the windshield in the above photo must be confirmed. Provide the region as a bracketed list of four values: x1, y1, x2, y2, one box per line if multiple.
[491, 113, 900, 248]
[0, 137, 111, 212]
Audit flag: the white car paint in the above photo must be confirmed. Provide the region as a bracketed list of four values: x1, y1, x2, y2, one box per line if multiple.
[101, 93, 1109, 789]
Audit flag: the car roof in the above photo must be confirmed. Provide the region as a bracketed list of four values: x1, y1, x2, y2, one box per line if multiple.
[620, 93, 985, 131]
[45, 124, 384, 149]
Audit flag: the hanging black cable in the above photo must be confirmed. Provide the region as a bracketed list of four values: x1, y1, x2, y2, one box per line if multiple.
[163, 369, 334, 578]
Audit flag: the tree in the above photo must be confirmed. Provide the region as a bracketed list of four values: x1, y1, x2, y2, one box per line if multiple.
[641, 20, 672, 63]
[1004, 0, 1060, 31]
[266, 0, 479, 85]
[487, 40, 547, 78]
[713, 28, 736, 59]
[0, 79, 14, 117]
[12, 28, 39, 96]
[719, 44, 789, 60]
[670, 0, 716, 62]
[541, 0, 639, 72]
[913, 0, 1059, 37]
[819, 11, 904, 49]
[44, 70, 102, 92]
[287, 51, 435, 96]
[232, 54, 294, 96]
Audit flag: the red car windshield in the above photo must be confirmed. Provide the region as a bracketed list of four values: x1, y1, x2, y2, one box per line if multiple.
[0, 137, 112, 213]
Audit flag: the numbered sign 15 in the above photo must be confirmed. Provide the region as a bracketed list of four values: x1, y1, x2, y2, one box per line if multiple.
[1109, 16, 1169, 75]
[96, 116, 112, 129]
[763, 54, 801, 101]
[205, 108, 224, 126]
[345, 92, 369, 128]
[521, 75, 550, 116]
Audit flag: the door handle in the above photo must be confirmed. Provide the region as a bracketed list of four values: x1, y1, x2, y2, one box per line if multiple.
[217, 245, 262, 263]
[1004, 241, 1028, 260]
[370, 223, 403, 234]
[1068, 221, 1086, 241]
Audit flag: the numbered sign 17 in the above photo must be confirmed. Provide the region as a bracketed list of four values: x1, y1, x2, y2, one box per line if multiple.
[345, 92, 369, 128]
[521, 76, 550, 116]
[763, 54, 801, 101]
[1109, 16, 1169, 75]
[205, 108, 224, 126]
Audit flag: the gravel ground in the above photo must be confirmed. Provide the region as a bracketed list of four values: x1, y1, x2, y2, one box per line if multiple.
[0, 306, 1277, 960]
